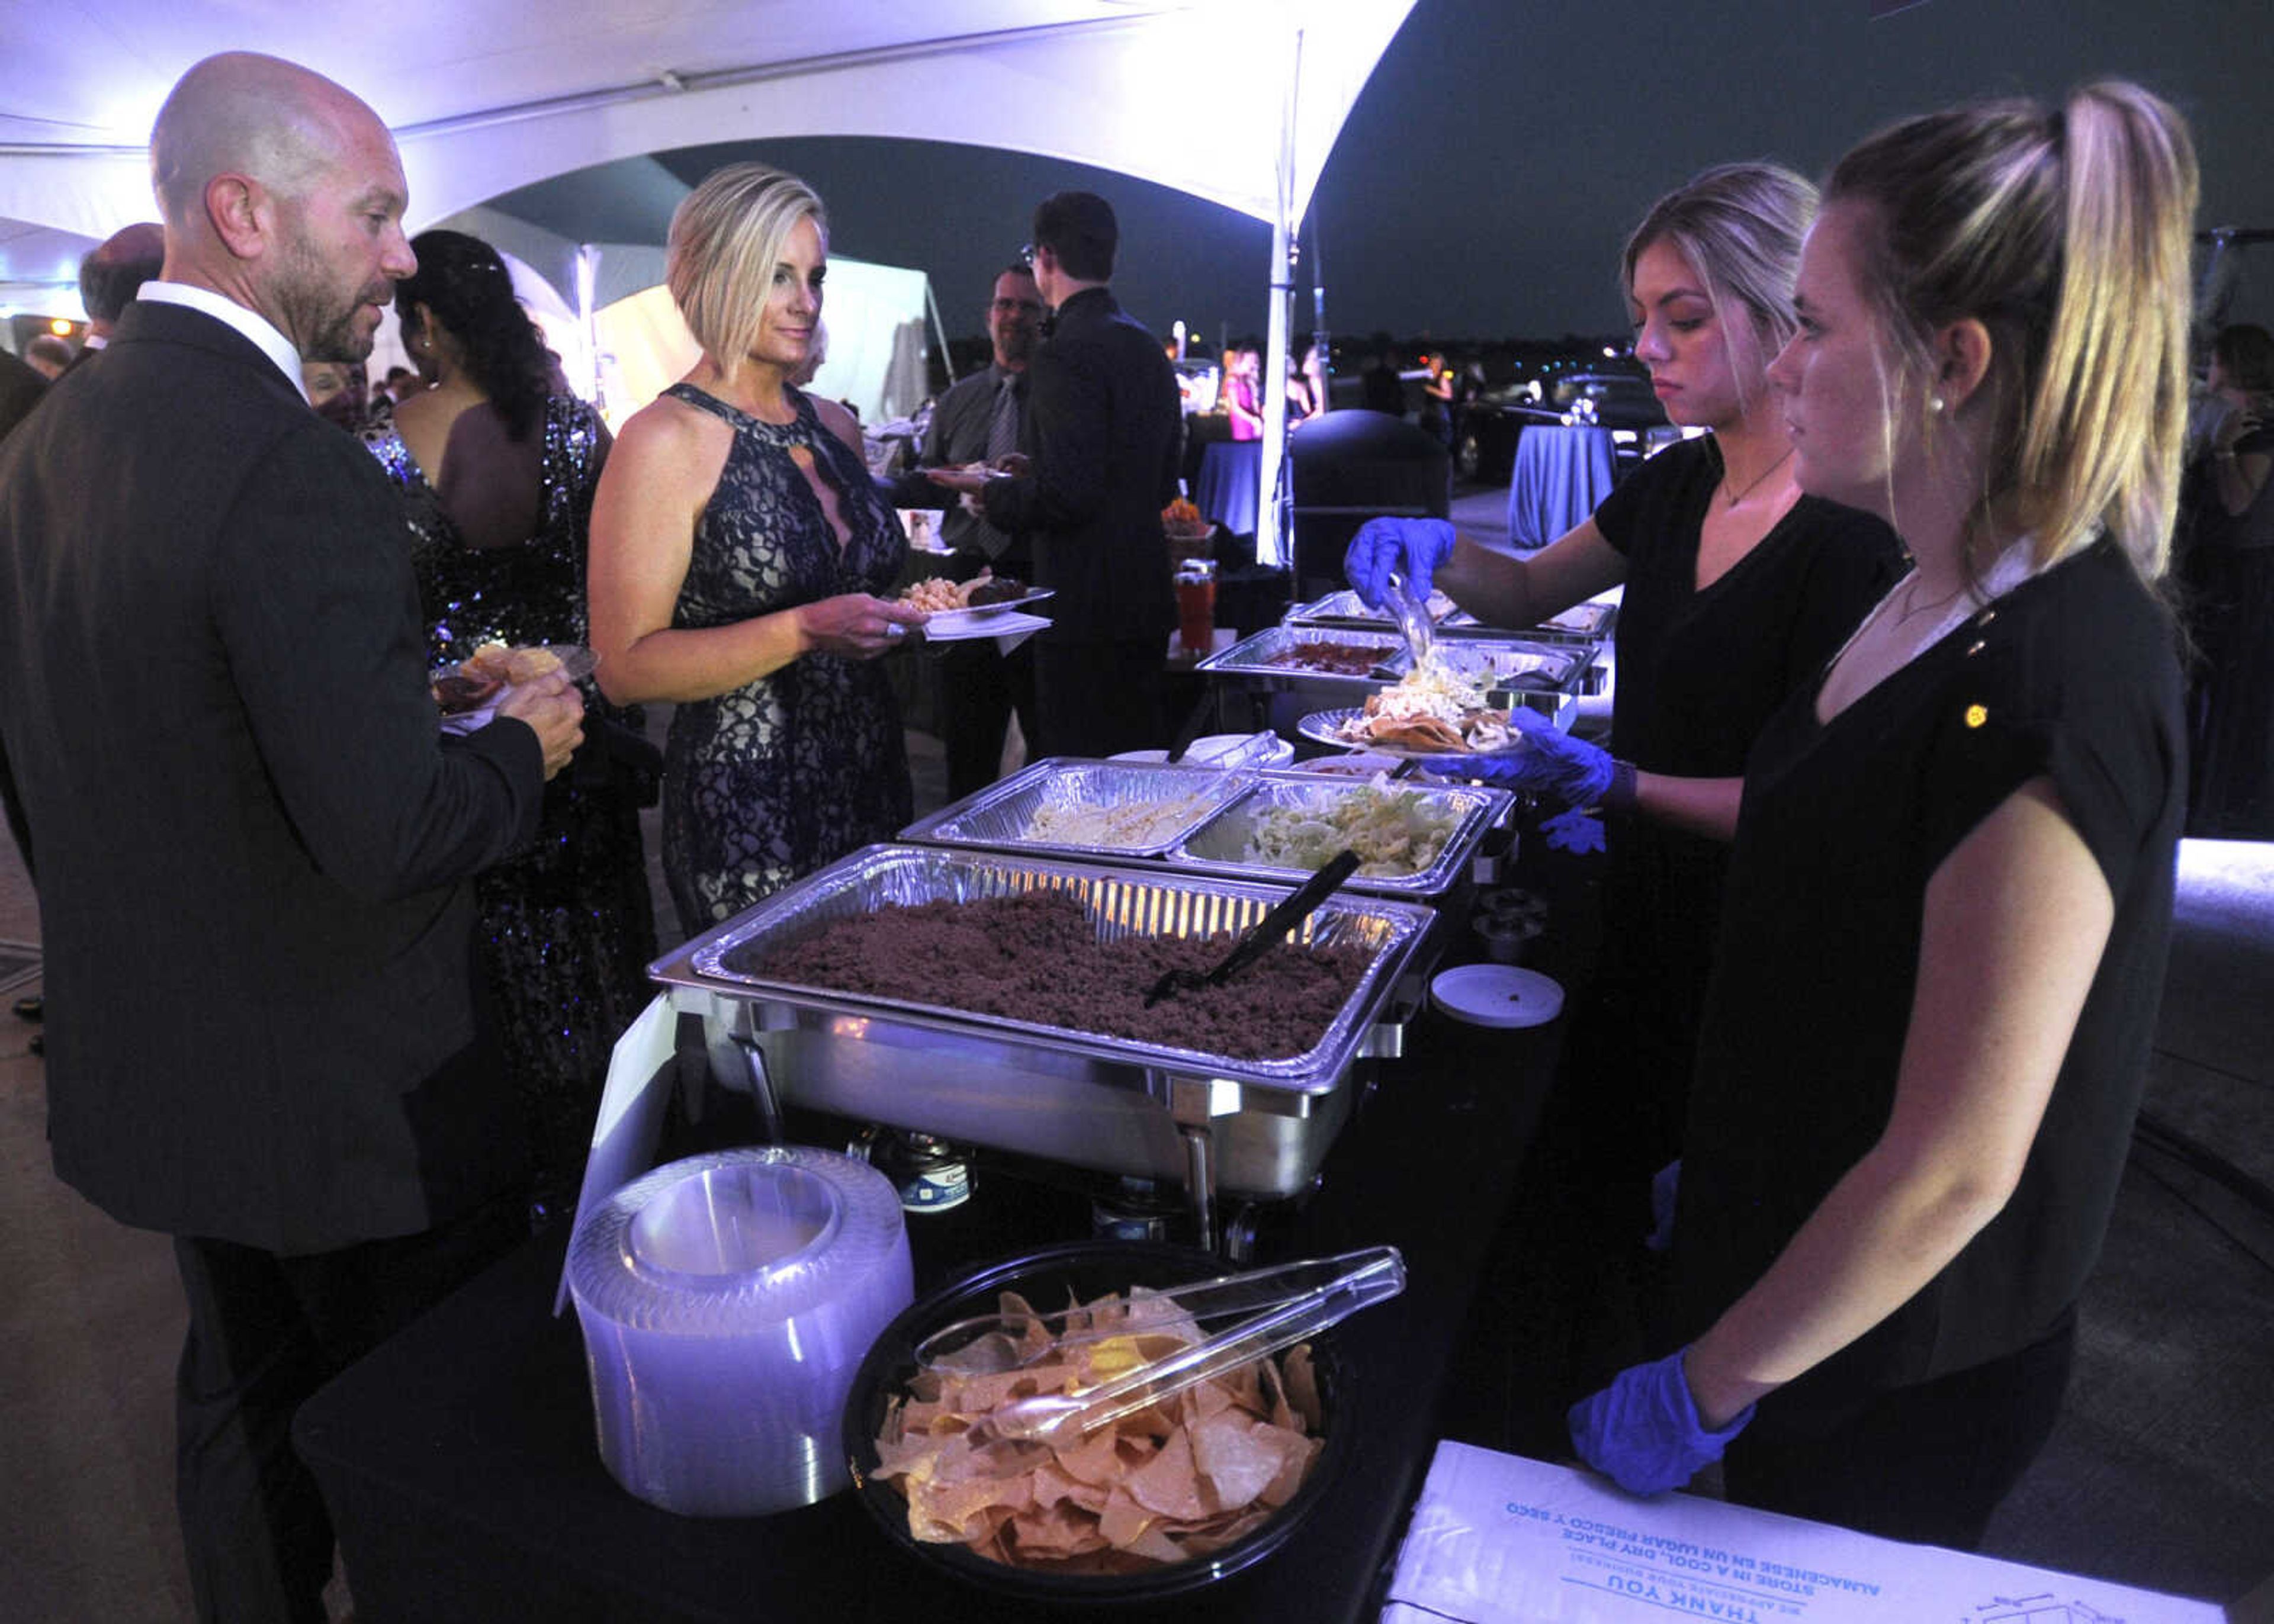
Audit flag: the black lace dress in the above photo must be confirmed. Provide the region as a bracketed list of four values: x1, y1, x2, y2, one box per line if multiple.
[364, 394, 659, 1217]
[659, 384, 913, 932]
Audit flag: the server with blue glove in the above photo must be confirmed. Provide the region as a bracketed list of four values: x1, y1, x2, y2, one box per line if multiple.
[1554, 85, 2192, 1548]
[1344, 166, 1901, 1464]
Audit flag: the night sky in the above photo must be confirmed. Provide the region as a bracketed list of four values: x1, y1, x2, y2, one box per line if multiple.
[496, 0, 2274, 349]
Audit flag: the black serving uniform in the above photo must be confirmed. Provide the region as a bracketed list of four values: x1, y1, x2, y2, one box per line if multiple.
[1679, 536, 2185, 1544]
[1559, 436, 1904, 1186]
[1483, 437, 1902, 1458]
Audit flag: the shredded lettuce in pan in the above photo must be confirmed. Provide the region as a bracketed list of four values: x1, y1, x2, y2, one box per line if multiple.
[1239, 782, 1460, 876]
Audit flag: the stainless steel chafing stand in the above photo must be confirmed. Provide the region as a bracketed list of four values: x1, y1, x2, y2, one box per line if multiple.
[1209, 614, 1601, 728]
[645, 844, 1435, 1254]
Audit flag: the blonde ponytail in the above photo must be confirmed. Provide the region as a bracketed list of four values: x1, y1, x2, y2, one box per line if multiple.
[2013, 84, 2196, 577]
[1827, 81, 2197, 581]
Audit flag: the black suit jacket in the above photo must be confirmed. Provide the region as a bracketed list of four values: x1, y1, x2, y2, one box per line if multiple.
[981, 288, 1180, 641]
[0, 349, 44, 446]
[0, 300, 547, 1253]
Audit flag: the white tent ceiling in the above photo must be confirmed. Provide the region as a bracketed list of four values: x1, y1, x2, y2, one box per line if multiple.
[1, 2, 1411, 242]
[0, 1, 1419, 562]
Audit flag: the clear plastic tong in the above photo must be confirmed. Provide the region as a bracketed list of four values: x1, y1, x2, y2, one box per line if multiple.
[913, 1246, 1406, 1444]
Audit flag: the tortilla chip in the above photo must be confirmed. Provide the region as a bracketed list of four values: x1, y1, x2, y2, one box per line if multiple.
[1189, 1410, 1286, 1509]
[1124, 1427, 1214, 1522]
[876, 1288, 1327, 1573]
[1283, 1344, 1322, 1432]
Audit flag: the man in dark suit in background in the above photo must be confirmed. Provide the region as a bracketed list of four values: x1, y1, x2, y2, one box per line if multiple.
[935, 192, 1182, 757]
[6, 218, 169, 1040]
[0, 348, 42, 445]
[0, 51, 583, 1624]
[70, 219, 168, 368]
[890, 261, 1046, 795]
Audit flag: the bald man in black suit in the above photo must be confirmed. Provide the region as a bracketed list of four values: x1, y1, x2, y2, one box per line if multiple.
[0, 52, 583, 1623]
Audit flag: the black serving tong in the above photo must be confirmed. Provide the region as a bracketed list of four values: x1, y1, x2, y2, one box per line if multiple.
[1143, 848, 1364, 1008]
[1162, 700, 1216, 765]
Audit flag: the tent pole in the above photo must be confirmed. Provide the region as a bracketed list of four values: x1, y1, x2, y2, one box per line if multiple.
[925, 278, 958, 390]
[575, 243, 602, 410]
[1310, 213, 1329, 395]
[1257, 24, 1303, 573]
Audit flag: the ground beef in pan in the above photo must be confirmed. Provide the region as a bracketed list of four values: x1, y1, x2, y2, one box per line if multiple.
[740, 891, 1368, 1060]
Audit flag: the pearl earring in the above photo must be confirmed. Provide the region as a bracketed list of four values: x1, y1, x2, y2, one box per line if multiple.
[1929, 395, 1945, 414]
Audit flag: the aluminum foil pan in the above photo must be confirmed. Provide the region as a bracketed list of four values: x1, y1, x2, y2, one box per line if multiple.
[901, 759, 1257, 860]
[1197, 624, 1406, 684]
[666, 844, 1433, 1092]
[1170, 774, 1508, 898]
[1430, 639, 1587, 693]
[1530, 600, 1617, 639]
[1283, 589, 1479, 632]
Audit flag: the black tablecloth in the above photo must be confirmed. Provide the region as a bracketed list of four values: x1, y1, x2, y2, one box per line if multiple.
[295, 992, 1566, 1622]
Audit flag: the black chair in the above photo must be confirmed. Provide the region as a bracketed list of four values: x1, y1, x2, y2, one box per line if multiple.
[1287, 410, 1453, 602]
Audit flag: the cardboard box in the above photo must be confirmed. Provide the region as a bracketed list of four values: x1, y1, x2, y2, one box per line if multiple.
[1383, 1442, 2225, 1623]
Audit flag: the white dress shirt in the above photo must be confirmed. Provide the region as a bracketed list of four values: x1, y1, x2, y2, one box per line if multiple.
[137, 281, 310, 403]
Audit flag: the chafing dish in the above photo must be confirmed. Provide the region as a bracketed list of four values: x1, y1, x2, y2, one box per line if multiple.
[1507, 598, 1620, 645]
[1287, 587, 1620, 652]
[648, 846, 1435, 1231]
[1427, 637, 1597, 720]
[1193, 625, 1407, 710]
[1170, 772, 1509, 901]
[898, 759, 1258, 860]
[1283, 588, 1480, 633]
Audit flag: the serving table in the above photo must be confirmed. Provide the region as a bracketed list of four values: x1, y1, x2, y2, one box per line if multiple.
[294, 992, 1565, 1623]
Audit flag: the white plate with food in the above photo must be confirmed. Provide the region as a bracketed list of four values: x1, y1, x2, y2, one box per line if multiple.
[920, 590, 1054, 634]
[896, 571, 1054, 631]
[432, 642, 597, 732]
[1295, 648, 1524, 758]
[1296, 708, 1522, 761]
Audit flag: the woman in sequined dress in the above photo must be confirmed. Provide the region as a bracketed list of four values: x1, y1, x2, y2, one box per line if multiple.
[365, 228, 659, 1220]
[587, 164, 921, 935]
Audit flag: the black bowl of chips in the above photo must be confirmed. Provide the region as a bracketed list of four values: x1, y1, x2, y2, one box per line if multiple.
[843, 1239, 1353, 1603]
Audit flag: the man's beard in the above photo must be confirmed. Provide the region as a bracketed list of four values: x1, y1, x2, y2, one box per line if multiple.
[275, 229, 384, 363]
[995, 329, 1036, 369]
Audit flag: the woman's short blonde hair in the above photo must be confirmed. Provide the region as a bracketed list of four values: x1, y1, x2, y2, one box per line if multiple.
[1826, 82, 2198, 580]
[666, 162, 827, 378]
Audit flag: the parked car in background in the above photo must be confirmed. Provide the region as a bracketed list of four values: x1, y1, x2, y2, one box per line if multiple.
[1454, 356, 1672, 483]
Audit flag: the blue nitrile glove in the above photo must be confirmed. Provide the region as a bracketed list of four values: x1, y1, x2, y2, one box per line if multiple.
[1569, 1348, 1754, 1497]
[1345, 517, 1457, 610]
[1645, 1159, 1680, 1253]
[1540, 808, 1605, 854]
[1422, 708, 1620, 808]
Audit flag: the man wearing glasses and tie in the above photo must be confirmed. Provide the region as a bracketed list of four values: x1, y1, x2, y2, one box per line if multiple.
[932, 193, 1185, 760]
[892, 261, 1045, 797]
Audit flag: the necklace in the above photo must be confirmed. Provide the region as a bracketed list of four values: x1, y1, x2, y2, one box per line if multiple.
[1890, 569, 1968, 626]
[1718, 446, 1794, 508]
